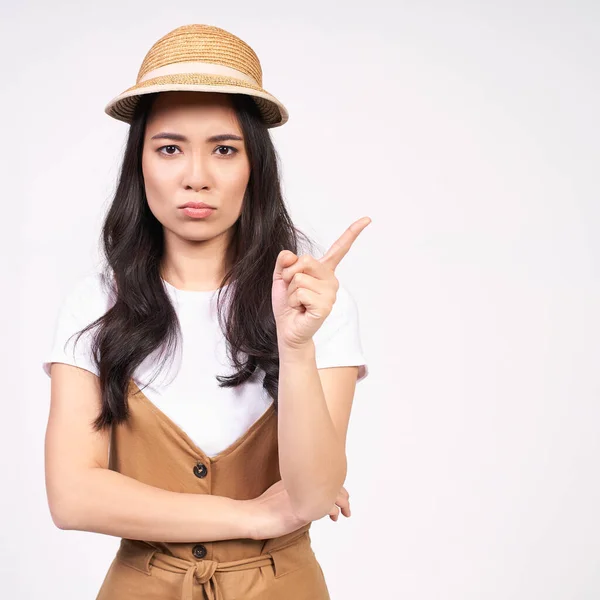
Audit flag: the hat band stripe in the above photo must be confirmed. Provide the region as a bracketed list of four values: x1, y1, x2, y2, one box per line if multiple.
[138, 61, 258, 86]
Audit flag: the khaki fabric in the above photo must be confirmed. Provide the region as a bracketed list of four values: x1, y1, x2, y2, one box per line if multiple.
[95, 379, 331, 599]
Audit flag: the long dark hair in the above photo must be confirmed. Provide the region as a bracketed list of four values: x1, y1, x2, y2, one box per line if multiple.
[70, 92, 317, 432]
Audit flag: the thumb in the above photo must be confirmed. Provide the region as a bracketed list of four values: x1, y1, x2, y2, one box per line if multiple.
[273, 250, 298, 282]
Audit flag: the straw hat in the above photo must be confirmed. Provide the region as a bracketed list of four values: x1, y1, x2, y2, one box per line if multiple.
[104, 24, 289, 128]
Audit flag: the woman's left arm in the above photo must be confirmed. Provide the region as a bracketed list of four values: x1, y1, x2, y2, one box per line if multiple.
[277, 339, 357, 522]
[272, 217, 371, 523]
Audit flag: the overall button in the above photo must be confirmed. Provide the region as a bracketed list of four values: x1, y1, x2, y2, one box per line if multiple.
[192, 544, 207, 559]
[193, 462, 208, 478]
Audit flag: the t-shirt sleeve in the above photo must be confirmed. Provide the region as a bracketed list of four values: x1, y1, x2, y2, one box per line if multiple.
[313, 281, 369, 383]
[42, 273, 106, 378]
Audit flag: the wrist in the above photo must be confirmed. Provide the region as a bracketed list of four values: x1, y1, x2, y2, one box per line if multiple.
[277, 339, 316, 363]
[237, 498, 262, 540]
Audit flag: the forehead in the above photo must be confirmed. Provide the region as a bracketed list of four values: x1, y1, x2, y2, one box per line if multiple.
[146, 91, 240, 132]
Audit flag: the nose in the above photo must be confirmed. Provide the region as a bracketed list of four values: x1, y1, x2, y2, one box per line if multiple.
[181, 151, 213, 191]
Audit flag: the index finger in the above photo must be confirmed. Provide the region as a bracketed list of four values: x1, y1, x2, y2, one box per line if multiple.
[319, 217, 371, 270]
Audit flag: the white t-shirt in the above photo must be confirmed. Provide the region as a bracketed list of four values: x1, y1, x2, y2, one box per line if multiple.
[42, 270, 368, 457]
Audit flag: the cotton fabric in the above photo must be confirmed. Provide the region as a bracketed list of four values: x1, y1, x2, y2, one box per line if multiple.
[42, 270, 368, 456]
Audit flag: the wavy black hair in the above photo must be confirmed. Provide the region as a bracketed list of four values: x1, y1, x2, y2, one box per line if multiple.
[69, 92, 318, 431]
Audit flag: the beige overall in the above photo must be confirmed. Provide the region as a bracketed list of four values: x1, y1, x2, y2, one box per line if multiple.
[96, 379, 331, 600]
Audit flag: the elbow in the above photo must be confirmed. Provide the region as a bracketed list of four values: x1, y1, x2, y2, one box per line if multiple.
[296, 494, 338, 522]
[47, 467, 105, 531]
[295, 471, 348, 523]
[48, 493, 78, 531]
[46, 469, 90, 531]
[50, 507, 72, 530]
[296, 504, 330, 523]
[52, 516, 72, 531]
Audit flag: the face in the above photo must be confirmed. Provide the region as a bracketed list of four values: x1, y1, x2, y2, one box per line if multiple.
[142, 91, 251, 245]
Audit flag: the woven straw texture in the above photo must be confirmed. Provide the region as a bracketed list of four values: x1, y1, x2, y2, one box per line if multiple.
[137, 24, 263, 86]
[105, 24, 287, 127]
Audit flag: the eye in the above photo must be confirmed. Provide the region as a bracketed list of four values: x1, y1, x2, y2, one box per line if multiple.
[155, 145, 239, 157]
[214, 145, 238, 157]
[156, 145, 181, 156]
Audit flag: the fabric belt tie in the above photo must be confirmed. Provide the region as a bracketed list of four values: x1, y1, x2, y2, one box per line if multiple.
[115, 533, 310, 600]
[147, 548, 275, 600]
[183, 559, 218, 600]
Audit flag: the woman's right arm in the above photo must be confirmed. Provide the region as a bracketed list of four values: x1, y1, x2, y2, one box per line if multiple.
[45, 363, 256, 543]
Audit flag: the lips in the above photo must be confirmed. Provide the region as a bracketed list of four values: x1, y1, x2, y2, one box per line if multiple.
[180, 201, 215, 209]
[180, 206, 214, 219]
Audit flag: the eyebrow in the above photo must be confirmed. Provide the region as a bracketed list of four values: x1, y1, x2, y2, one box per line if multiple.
[149, 132, 244, 143]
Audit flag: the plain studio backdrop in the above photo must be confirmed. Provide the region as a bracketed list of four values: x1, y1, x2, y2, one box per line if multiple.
[1, 1, 598, 598]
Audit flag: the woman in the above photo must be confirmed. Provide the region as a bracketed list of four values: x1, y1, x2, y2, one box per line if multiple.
[43, 24, 370, 599]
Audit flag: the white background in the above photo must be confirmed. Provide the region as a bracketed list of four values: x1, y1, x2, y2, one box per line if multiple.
[2, 1, 599, 598]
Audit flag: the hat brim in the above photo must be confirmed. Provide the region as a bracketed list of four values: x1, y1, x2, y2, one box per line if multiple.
[104, 73, 289, 127]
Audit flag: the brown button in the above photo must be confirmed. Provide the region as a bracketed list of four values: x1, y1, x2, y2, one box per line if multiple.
[193, 462, 208, 478]
[192, 544, 207, 559]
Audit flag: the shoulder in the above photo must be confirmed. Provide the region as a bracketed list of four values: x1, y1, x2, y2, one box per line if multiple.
[43, 269, 113, 378]
[313, 279, 369, 382]
[60, 268, 114, 317]
[313, 281, 360, 342]
[50, 269, 115, 341]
